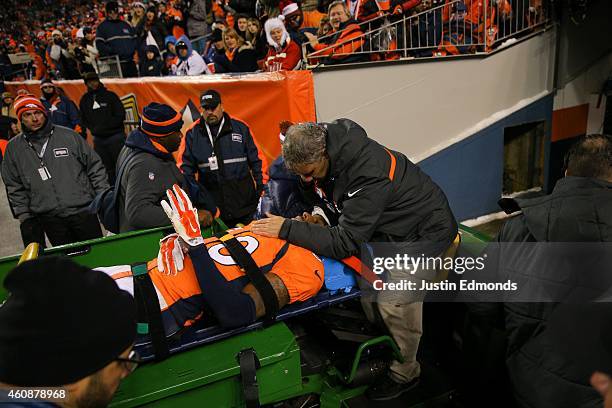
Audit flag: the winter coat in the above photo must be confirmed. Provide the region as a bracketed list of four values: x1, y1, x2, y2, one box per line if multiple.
[181, 113, 265, 221]
[116, 128, 184, 232]
[172, 35, 210, 75]
[79, 85, 126, 138]
[279, 118, 458, 259]
[41, 94, 80, 132]
[187, 0, 209, 38]
[467, 177, 612, 408]
[95, 18, 138, 61]
[139, 45, 164, 76]
[136, 18, 168, 52]
[264, 38, 302, 70]
[1, 120, 109, 220]
[213, 44, 258, 73]
[310, 19, 368, 65]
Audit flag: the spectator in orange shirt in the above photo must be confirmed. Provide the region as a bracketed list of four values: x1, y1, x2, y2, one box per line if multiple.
[304, 0, 367, 65]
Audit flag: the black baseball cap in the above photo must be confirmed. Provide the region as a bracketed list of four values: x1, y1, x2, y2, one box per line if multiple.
[201, 90, 221, 109]
[106, 1, 119, 13]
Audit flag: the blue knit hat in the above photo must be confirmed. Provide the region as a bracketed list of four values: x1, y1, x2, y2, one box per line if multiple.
[140, 103, 184, 137]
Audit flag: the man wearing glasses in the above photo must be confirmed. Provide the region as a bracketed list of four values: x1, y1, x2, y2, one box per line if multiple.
[0, 257, 138, 407]
[180, 89, 266, 228]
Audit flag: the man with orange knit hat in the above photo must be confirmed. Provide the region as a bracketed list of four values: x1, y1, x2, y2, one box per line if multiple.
[115, 102, 212, 233]
[1, 94, 109, 248]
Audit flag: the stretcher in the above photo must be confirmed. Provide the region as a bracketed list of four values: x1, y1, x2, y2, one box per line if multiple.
[0, 223, 490, 407]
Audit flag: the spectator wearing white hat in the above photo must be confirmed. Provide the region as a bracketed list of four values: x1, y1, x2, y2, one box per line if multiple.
[263, 18, 302, 71]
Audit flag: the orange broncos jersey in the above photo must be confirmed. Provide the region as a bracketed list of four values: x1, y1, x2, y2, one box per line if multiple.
[100, 225, 325, 335]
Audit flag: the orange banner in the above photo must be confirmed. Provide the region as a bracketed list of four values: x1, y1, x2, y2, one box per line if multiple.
[6, 71, 316, 163]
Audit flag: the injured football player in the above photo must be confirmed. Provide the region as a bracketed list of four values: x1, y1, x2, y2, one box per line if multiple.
[96, 185, 374, 337]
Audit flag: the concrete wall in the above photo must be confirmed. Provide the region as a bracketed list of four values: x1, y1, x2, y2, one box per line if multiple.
[313, 29, 556, 162]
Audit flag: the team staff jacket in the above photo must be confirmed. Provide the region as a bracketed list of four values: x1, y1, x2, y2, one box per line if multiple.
[279, 118, 458, 260]
[1, 121, 109, 221]
[116, 129, 185, 232]
[41, 95, 80, 132]
[100, 226, 326, 336]
[79, 85, 126, 138]
[95, 18, 138, 61]
[181, 113, 265, 221]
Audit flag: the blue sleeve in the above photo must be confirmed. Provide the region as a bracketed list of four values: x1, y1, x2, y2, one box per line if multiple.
[67, 99, 80, 130]
[95, 25, 112, 56]
[188, 244, 256, 328]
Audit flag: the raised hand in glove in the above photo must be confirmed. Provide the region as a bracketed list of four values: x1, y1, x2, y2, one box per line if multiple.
[157, 233, 187, 276]
[161, 184, 204, 247]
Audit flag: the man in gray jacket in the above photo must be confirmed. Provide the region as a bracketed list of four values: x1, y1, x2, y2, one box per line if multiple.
[116, 103, 212, 232]
[1, 94, 109, 248]
[252, 120, 458, 400]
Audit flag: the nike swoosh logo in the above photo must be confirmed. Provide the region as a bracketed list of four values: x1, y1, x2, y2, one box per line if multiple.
[347, 188, 363, 198]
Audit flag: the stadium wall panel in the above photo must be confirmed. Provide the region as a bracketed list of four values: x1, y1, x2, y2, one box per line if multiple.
[418, 93, 554, 221]
[312, 29, 556, 163]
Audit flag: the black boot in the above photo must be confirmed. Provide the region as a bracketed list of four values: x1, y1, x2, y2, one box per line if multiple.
[366, 374, 420, 401]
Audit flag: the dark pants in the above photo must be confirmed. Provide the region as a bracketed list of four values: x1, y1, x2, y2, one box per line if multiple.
[94, 132, 125, 184]
[39, 212, 103, 247]
[20, 217, 47, 249]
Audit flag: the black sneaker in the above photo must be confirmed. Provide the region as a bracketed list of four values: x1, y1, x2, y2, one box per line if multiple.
[365, 374, 420, 401]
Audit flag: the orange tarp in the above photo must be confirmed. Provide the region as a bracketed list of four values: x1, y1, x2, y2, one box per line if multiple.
[6, 71, 316, 163]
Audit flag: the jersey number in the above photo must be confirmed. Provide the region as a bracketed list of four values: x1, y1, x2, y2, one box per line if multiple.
[208, 236, 260, 266]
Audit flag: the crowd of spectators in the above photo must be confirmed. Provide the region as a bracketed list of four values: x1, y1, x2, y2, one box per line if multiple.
[0, 0, 548, 80]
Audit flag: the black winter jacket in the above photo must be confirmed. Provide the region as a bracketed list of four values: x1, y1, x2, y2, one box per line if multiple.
[181, 113, 264, 221]
[467, 177, 612, 408]
[279, 118, 458, 259]
[116, 128, 184, 232]
[213, 45, 259, 73]
[79, 86, 126, 138]
[95, 18, 138, 60]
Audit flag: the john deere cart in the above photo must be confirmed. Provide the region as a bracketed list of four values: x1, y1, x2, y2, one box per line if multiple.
[0, 222, 489, 407]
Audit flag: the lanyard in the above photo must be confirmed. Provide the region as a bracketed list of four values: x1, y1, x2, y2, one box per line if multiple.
[204, 117, 225, 156]
[24, 128, 53, 166]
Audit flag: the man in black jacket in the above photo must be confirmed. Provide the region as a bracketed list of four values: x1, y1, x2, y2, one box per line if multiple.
[181, 89, 265, 227]
[252, 119, 458, 400]
[79, 72, 126, 184]
[465, 134, 612, 408]
[116, 102, 207, 233]
[95, 1, 139, 78]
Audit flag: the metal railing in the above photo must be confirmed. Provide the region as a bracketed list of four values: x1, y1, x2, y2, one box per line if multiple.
[303, 0, 550, 68]
[95, 55, 124, 78]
